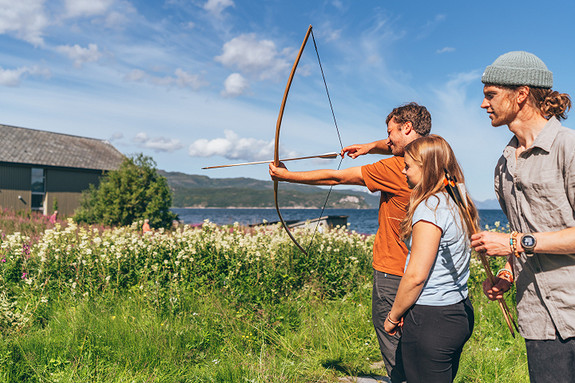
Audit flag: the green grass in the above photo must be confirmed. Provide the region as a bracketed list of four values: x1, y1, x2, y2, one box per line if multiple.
[457, 288, 529, 382]
[0, 209, 529, 382]
[0, 288, 379, 382]
[0, 285, 529, 382]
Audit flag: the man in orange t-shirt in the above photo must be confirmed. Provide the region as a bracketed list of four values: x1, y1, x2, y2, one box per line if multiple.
[142, 219, 152, 233]
[270, 102, 431, 383]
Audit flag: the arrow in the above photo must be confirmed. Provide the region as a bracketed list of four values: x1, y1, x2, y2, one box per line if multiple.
[443, 169, 519, 337]
[202, 152, 339, 169]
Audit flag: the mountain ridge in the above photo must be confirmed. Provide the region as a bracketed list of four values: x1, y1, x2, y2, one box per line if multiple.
[161, 170, 502, 211]
[160, 170, 380, 209]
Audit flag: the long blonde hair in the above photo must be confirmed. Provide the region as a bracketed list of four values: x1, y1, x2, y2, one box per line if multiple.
[399, 135, 479, 240]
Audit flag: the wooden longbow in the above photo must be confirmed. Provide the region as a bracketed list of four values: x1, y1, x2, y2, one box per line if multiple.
[273, 25, 314, 256]
[273, 25, 344, 256]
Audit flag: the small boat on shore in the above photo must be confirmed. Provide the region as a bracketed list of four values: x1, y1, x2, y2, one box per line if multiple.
[251, 215, 348, 232]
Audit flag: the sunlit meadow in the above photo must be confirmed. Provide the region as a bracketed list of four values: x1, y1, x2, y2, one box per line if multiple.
[0, 211, 528, 382]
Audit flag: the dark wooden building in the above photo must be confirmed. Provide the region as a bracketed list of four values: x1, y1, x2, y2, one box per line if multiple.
[0, 124, 125, 216]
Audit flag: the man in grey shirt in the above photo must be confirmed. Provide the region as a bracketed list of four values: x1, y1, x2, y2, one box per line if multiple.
[471, 51, 575, 382]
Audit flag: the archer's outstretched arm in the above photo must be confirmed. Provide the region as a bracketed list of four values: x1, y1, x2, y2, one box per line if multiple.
[269, 162, 365, 186]
[341, 139, 392, 159]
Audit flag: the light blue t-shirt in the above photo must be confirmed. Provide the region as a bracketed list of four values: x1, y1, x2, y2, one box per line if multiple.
[405, 192, 470, 306]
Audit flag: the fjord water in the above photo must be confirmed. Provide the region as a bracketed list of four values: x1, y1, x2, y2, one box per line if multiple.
[172, 208, 508, 235]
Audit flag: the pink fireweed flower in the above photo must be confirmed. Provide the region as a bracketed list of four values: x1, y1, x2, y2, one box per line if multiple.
[21, 272, 28, 279]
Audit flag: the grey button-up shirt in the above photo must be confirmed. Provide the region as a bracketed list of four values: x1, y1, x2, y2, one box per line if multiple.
[494, 116, 575, 340]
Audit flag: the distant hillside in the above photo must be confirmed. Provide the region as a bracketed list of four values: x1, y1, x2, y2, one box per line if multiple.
[475, 199, 502, 210]
[160, 170, 380, 209]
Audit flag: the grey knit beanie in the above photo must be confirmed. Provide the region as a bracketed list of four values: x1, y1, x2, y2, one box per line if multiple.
[482, 51, 553, 88]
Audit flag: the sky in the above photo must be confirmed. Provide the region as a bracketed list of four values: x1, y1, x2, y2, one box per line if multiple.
[1, 0, 575, 202]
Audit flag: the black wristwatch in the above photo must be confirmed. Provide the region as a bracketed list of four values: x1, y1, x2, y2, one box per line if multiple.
[520, 233, 537, 255]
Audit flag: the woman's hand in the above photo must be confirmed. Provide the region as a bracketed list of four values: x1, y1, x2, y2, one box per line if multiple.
[384, 314, 403, 336]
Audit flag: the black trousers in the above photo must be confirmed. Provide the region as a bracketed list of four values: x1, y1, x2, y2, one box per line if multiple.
[526, 335, 575, 383]
[401, 297, 474, 383]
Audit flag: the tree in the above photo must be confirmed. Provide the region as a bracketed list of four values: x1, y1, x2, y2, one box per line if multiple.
[74, 154, 178, 229]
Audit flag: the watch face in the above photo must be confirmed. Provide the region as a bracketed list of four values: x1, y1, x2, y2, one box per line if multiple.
[522, 235, 536, 247]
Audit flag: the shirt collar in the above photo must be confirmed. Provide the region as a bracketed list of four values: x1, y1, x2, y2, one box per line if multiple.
[503, 116, 561, 158]
[532, 116, 561, 153]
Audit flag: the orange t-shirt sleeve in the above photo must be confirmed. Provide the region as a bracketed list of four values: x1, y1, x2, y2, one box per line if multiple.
[361, 156, 411, 276]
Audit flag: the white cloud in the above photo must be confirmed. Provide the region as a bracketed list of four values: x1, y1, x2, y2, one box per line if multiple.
[324, 28, 342, 43]
[103, 11, 130, 27]
[189, 130, 275, 161]
[0, 0, 49, 45]
[437, 47, 455, 54]
[174, 68, 204, 88]
[64, 0, 114, 17]
[435, 70, 481, 105]
[134, 132, 183, 152]
[0, 66, 50, 86]
[429, 70, 509, 201]
[356, 15, 406, 68]
[124, 68, 208, 90]
[417, 14, 446, 39]
[222, 73, 248, 97]
[124, 69, 146, 82]
[331, 0, 344, 10]
[56, 44, 103, 67]
[203, 0, 234, 17]
[109, 132, 124, 141]
[215, 34, 290, 80]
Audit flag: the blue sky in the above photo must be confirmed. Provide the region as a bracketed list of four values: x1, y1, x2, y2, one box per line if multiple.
[1, 0, 574, 202]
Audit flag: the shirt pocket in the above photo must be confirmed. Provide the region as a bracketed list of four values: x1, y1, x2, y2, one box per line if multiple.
[521, 167, 565, 207]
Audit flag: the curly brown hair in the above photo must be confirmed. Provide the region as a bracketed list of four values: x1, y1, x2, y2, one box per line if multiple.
[529, 88, 572, 121]
[385, 102, 432, 136]
[499, 85, 572, 121]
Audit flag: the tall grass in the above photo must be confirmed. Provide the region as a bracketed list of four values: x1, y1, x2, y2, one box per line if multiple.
[0, 209, 528, 382]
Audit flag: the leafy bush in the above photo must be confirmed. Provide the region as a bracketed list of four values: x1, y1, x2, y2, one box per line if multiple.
[74, 154, 177, 229]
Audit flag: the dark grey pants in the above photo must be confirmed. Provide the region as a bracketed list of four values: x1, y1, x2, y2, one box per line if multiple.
[526, 335, 575, 383]
[401, 298, 474, 383]
[372, 269, 406, 383]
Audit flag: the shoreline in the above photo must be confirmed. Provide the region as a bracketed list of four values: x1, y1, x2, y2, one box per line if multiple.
[172, 206, 504, 211]
[172, 206, 374, 210]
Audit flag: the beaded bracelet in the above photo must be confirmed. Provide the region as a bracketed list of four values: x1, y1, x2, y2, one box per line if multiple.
[510, 231, 519, 258]
[497, 268, 514, 284]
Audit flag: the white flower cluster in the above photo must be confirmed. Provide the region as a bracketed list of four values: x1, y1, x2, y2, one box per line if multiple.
[0, 218, 375, 297]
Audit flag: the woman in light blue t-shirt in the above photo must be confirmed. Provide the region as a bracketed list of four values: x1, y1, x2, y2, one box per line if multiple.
[383, 135, 479, 383]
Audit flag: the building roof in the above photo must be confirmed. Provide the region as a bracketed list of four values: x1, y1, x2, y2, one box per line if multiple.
[0, 124, 125, 171]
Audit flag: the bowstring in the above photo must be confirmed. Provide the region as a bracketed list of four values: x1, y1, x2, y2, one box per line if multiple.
[311, 29, 343, 150]
[304, 28, 345, 253]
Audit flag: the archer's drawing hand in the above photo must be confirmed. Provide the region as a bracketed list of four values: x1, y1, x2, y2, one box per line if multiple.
[482, 277, 512, 301]
[269, 162, 289, 181]
[341, 143, 372, 159]
[341, 139, 391, 158]
[471, 231, 510, 256]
